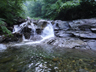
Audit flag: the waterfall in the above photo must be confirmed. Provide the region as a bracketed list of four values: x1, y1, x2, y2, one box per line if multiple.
[13, 25, 21, 33]
[31, 23, 36, 35]
[41, 21, 54, 40]
[22, 34, 29, 41]
[25, 22, 54, 44]
[13, 19, 55, 45]
[29, 23, 36, 40]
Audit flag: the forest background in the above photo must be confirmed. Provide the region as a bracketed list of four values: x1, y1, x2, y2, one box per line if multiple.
[0, 0, 96, 35]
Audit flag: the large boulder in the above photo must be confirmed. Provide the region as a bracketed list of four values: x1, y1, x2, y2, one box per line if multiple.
[37, 20, 48, 29]
[21, 27, 32, 39]
[69, 18, 96, 31]
[55, 20, 70, 30]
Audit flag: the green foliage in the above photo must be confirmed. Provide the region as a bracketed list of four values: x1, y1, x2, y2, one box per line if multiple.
[0, 18, 11, 35]
[25, 0, 96, 20]
[60, 1, 80, 9]
[0, 0, 29, 35]
[0, 0, 27, 25]
[31, 17, 43, 20]
[25, 0, 43, 18]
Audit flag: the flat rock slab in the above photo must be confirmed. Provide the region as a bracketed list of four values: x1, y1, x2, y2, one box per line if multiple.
[87, 40, 96, 51]
[43, 37, 89, 49]
[71, 31, 96, 39]
[69, 18, 96, 31]
[55, 31, 72, 38]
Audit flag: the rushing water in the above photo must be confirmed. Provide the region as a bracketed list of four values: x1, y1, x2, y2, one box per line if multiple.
[25, 21, 54, 44]
[13, 21, 54, 45]
[1, 20, 96, 72]
[41, 21, 54, 39]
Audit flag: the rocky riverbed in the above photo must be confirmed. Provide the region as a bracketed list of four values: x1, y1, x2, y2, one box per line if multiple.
[2, 18, 96, 50]
[1, 18, 96, 50]
[0, 18, 96, 72]
[1, 44, 96, 72]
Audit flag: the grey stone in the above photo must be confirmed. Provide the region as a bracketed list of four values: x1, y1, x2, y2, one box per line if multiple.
[71, 31, 96, 39]
[37, 20, 48, 29]
[91, 28, 96, 33]
[55, 20, 70, 30]
[44, 37, 88, 49]
[87, 40, 96, 50]
[55, 31, 72, 37]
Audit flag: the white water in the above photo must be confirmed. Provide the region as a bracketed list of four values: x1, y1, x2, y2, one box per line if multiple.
[41, 22, 54, 39]
[29, 22, 37, 40]
[31, 23, 36, 35]
[13, 20, 55, 45]
[13, 21, 28, 33]
[0, 44, 7, 52]
[25, 21, 54, 44]
[13, 25, 21, 33]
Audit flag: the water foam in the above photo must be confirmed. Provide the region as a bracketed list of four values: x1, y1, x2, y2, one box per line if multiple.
[0, 44, 7, 52]
[13, 20, 54, 45]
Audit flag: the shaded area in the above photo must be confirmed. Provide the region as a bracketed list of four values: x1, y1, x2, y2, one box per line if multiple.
[0, 44, 96, 72]
[25, 0, 96, 21]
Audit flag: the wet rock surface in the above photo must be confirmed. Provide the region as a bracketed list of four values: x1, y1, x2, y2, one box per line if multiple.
[1, 18, 96, 72]
[43, 37, 89, 49]
[1, 18, 96, 51]
[55, 20, 70, 30]
[51, 18, 96, 50]
[87, 40, 96, 50]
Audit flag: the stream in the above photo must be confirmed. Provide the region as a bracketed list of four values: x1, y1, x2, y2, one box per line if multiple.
[0, 18, 96, 72]
[0, 44, 96, 72]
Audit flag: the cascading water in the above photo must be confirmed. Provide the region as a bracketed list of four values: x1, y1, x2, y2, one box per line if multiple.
[13, 21, 28, 33]
[13, 20, 55, 45]
[29, 22, 37, 40]
[13, 25, 21, 33]
[25, 21, 55, 44]
[41, 21, 54, 40]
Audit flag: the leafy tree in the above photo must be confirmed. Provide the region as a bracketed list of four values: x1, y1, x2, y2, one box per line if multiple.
[27, 0, 43, 17]
[0, 0, 27, 25]
[0, 18, 11, 35]
[26, 0, 96, 20]
[0, 0, 27, 35]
